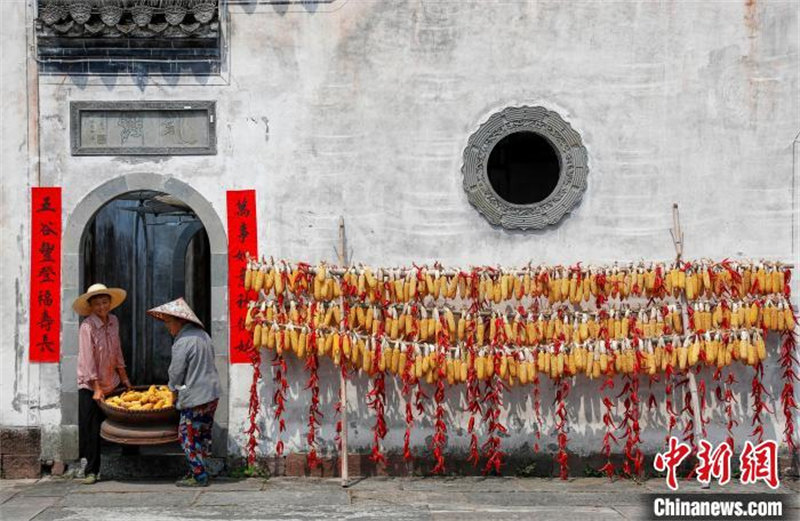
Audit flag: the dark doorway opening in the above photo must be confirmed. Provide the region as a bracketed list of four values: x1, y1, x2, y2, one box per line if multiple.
[487, 131, 561, 204]
[80, 191, 211, 385]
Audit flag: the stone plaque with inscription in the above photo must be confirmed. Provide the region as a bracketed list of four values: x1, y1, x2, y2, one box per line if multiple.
[71, 101, 216, 156]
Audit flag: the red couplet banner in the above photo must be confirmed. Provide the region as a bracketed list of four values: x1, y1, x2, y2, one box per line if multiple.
[30, 187, 62, 363]
[226, 190, 258, 364]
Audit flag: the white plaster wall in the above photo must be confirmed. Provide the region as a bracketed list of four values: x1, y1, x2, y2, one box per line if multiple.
[1, 0, 34, 426]
[2, 0, 798, 462]
[0, 0, 65, 459]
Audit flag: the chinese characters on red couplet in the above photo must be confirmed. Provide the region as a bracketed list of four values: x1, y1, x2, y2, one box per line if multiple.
[30, 188, 61, 363]
[227, 190, 258, 364]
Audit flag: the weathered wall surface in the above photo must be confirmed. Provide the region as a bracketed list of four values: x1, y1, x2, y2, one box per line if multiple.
[1, 1, 42, 428]
[2, 0, 798, 467]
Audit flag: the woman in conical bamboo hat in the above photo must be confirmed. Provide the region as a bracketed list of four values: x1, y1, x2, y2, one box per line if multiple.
[148, 297, 220, 487]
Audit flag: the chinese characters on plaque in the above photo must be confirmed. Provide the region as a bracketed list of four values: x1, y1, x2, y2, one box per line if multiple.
[227, 190, 258, 364]
[30, 188, 61, 363]
[71, 102, 216, 156]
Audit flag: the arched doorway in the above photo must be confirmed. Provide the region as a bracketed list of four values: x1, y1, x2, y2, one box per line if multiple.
[81, 191, 211, 385]
[60, 174, 229, 459]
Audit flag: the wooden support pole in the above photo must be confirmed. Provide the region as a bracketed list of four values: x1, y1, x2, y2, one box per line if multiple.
[671, 204, 710, 489]
[337, 216, 349, 487]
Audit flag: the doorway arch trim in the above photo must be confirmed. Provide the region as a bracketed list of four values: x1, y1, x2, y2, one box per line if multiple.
[59, 173, 229, 458]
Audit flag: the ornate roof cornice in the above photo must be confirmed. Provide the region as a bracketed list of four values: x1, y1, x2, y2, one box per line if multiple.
[36, 0, 219, 39]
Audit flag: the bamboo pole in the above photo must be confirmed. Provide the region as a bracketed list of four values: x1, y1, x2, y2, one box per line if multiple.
[337, 217, 349, 487]
[671, 203, 710, 489]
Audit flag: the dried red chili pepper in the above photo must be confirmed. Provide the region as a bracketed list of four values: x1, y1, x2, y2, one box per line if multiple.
[431, 351, 447, 474]
[366, 339, 387, 465]
[464, 312, 482, 466]
[664, 342, 677, 444]
[466, 346, 482, 466]
[401, 342, 416, 462]
[600, 374, 617, 479]
[713, 368, 738, 451]
[246, 346, 261, 467]
[554, 377, 570, 480]
[617, 372, 642, 478]
[779, 327, 798, 453]
[481, 350, 507, 475]
[271, 347, 289, 457]
[750, 362, 773, 445]
[304, 351, 323, 469]
[532, 356, 542, 454]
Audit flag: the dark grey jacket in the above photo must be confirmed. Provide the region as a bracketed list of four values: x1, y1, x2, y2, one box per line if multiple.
[168, 324, 221, 410]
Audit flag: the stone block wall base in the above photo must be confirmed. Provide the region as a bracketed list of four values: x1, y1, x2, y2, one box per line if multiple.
[1, 455, 41, 479]
[1, 427, 42, 479]
[241, 449, 800, 479]
[1, 427, 41, 456]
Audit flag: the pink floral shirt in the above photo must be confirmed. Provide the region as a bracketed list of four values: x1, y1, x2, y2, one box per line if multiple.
[77, 313, 126, 394]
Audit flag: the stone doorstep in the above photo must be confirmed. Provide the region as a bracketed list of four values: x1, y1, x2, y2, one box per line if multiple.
[99, 453, 225, 480]
[0, 455, 41, 480]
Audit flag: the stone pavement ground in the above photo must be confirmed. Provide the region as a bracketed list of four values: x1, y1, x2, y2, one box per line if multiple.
[1, 476, 798, 521]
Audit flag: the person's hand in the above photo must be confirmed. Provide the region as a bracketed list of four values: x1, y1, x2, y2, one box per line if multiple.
[122, 379, 133, 391]
[92, 388, 105, 402]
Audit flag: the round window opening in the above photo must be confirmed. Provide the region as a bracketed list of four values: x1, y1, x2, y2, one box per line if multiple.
[487, 132, 561, 205]
[462, 106, 588, 230]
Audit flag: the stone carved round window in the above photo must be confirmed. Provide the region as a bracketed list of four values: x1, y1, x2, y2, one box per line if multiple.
[462, 106, 588, 230]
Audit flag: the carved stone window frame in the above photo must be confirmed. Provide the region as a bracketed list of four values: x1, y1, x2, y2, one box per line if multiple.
[462, 106, 588, 230]
[70, 100, 217, 156]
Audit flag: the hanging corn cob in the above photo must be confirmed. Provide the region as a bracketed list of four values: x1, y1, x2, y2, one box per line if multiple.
[248, 256, 793, 306]
[239, 255, 793, 479]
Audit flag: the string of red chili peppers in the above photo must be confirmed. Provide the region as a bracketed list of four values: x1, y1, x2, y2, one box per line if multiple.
[617, 353, 643, 478]
[779, 323, 798, 453]
[466, 271, 484, 467]
[553, 356, 570, 480]
[778, 272, 797, 453]
[304, 302, 324, 469]
[246, 344, 261, 467]
[304, 347, 322, 468]
[714, 367, 738, 450]
[409, 272, 431, 465]
[482, 317, 508, 475]
[431, 317, 449, 474]
[248, 260, 794, 478]
[334, 291, 354, 453]
[678, 375, 697, 479]
[599, 368, 617, 479]
[271, 348, 288, 457]
[532, 366, 542, 454]
[750, 361, 772, 445]
[366, 327, 388, 465]
[401, 342, 416, 462]
[466, 342, 482, 467]
[664, 342, 678, 444]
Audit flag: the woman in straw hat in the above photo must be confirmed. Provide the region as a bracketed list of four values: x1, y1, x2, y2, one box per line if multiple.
[73, 283, 132, 485]
[148, 297, 220, 487]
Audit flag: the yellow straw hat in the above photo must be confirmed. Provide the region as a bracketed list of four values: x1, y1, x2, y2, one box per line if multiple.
[72, 283, 127, 316]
